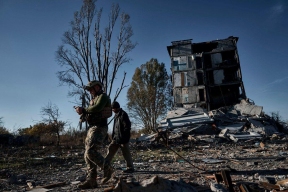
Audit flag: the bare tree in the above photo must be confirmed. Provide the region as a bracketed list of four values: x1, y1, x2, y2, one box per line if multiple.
[41, 102, 67, 146]
[271, 111, 282, 122]
[56, 0, 137, 106]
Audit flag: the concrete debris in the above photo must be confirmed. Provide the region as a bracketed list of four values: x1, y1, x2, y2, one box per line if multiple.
[218, 122, 246, 132]
[166, 107, 189, 118]
[202, 158, 226, 164]
[158, 111, 214, 130]
[227, 132, 262, 142]
[113, 176, 197, 192]
[234, 99, 263, 116]
[137, 133, 157, 142]
[210, 182, 228, 192]
[29, 188, 51, 192]
[135, 99, 287, 144]
[75, 175, 86, 182]
[27, 181, 36, 189]
[248, 117, 279, 135]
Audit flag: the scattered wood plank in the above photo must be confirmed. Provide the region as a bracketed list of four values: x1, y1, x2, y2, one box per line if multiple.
[259, 182, 280, 191]
[239, 183, 250, 192]
[276, 178, 288, 187]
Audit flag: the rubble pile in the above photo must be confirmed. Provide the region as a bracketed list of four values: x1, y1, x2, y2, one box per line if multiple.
[155, 99, 288, 144]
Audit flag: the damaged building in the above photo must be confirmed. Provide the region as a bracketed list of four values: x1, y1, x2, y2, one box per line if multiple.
[153, 36, 288, 142]
[167, 36, 246, 110]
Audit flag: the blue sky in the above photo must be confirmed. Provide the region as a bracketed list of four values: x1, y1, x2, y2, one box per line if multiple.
[1, 0, 288, 132]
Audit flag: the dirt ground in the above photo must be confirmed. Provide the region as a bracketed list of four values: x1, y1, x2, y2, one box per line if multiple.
[1, 135, 288, 192]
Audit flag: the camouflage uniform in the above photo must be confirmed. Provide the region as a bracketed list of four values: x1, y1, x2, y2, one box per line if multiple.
[78, 81, 113, 189]
[84, 125, 108, 179]
[83, 91, 111, 180]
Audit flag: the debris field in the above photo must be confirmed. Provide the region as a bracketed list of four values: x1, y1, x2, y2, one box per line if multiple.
[1, 99, 288, 192]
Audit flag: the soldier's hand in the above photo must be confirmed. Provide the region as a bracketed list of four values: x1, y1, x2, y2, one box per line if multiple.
[75, 107, 84, 115]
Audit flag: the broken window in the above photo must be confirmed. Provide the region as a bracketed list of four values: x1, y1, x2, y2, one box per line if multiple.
[195, 56, 202, 69]
[187, 55, 195, 69]
[207, 71, 214, 85]
[213, 70, 225, 85]
[223, 68, 239, 82]
[209, 85, 241, 109]
[199, 88, 205, 102]
[192, 42, 218, 53]
[203, 54, 212, 68]
[196, 72, 204, 85]
[211, 53, 222, 67]
[221, 50, 237, 66]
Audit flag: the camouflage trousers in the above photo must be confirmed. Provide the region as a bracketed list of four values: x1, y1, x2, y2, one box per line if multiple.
[84, 125, 108, 179]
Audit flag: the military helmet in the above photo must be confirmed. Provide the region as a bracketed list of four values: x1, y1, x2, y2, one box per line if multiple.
[84, 80, 103, 90]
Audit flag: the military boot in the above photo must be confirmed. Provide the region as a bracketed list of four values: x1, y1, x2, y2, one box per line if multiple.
[100, 165, 114, 184]
[78, 178, 98, 189]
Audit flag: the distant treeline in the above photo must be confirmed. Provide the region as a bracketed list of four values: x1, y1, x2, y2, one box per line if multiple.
[0, 134, 39, 146]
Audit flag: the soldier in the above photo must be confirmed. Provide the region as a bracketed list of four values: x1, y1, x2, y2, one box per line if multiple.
[104, 101, 134, 173]
[75, 80, 114, 189]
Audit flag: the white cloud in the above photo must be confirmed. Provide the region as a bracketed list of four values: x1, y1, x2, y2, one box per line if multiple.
[261, 76, 288, 93]
[272, 4, 284, 14]
[268, 3, 285, 23]
[267, 76, 288, 86]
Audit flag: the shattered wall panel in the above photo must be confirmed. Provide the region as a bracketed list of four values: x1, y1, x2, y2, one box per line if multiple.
[173, 56, 187, 71]
[185, 71, 197, 86]
[171, 44, 192, 57]
[173, 71, 197, 87]
[216, 38, 236, 50]
[179, 44, 192, 55]
[173, 88, 182, 104]
[173, 73, 182, 87]
[182, 87, 198, 103]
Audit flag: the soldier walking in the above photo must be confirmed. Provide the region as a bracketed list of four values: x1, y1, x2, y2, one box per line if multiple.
[75, 80, 114, 189]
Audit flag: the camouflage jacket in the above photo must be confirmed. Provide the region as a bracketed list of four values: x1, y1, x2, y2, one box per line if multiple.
[85, 91, 111, 126]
